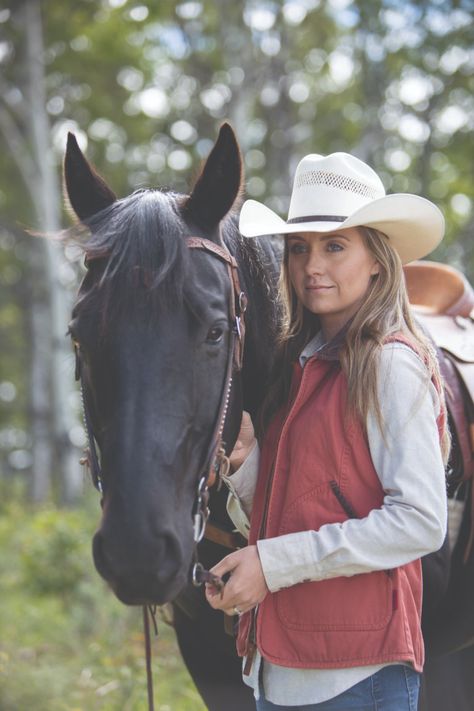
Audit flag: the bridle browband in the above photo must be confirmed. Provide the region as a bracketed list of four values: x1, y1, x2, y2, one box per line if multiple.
[74, 236, 247, 711]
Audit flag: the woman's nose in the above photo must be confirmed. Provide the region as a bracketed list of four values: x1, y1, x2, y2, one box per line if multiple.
[304, 249, 324, 275]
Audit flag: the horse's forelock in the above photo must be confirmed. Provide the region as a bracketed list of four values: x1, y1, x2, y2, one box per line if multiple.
[74, 189, 190, 313]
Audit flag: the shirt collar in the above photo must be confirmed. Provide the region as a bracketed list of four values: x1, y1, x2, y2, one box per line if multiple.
[299, 319, 353, 366]
[299, 331, 326, 367]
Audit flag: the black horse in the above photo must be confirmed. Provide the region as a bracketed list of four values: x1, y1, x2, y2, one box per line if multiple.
[65, 123, 279, 708]
[65, 124, 474, 711]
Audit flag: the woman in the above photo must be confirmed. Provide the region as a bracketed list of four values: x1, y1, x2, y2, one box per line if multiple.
[205, 152, 449, 710]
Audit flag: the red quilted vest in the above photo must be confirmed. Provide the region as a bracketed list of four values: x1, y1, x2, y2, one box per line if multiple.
[237, 333, 445, 673]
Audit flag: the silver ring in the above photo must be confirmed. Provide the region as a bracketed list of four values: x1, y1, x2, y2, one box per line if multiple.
[233, 606, 242, 616]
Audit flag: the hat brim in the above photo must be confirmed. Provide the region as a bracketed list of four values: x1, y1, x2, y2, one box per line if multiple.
[239, 194, 445, 264]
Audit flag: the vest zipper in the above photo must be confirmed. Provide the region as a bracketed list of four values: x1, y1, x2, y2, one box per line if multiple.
[243, 611, 257, 676]
[243, 454, 277, 676]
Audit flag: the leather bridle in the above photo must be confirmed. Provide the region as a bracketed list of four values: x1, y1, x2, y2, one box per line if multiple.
[186, 237, 247, 579]
[74, 236, 247, 711]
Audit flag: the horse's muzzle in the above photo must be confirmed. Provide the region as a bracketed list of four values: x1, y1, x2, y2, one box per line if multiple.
[92, 529, 188, 605]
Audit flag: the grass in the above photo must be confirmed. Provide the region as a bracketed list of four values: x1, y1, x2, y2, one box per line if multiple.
[0, 491, 207, 711]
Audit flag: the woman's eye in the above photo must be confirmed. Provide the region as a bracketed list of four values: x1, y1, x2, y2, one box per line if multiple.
[327, 242, 344, 252]
[206, 326, 224, 344]
[289, 243, 307, 255]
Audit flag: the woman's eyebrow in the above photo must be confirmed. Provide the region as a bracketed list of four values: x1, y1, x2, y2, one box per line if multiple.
[287, 233, 351, 243]
[320, 234, 350, 242]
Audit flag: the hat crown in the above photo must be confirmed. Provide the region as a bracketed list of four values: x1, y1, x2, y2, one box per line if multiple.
[288, 152, 386, 222]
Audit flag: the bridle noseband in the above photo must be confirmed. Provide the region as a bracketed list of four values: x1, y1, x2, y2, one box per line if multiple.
[74, 236, 247, 711]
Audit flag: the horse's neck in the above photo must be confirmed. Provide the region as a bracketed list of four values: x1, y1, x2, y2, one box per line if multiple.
[229, 237, 281, 415]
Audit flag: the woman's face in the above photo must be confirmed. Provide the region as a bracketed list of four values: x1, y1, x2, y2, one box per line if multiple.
[287, 228, 380, 340]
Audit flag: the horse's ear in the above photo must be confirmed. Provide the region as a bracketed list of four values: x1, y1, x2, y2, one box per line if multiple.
[64, 132, 117, 221]
[184, 122, 243, 230]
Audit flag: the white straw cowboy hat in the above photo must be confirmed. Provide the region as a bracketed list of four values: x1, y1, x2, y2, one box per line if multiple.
[239, 152, 444, 264]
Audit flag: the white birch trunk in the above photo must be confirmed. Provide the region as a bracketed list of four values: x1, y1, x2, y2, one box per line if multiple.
[24, 0, 82, 503]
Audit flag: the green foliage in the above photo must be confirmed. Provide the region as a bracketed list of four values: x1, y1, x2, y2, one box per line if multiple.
[0, 498, 206, 710]
[19, 508, 89, 597]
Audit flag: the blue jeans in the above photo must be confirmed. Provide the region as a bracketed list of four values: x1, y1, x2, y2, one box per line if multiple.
[255, 665, 421, 710]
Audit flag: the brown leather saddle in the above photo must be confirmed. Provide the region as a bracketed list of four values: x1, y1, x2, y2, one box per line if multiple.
[404, 260, 474, 656]
[405, 260, 474, 487]
[405, 260, 474, 551]
[404, 260, 474, 320]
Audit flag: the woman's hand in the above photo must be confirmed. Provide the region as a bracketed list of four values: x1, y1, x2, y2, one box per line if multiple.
[229, 411, 256, 471]
[205, 545, 268, 616]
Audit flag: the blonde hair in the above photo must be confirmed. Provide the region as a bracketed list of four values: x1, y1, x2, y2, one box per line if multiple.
[260, 227, 451, 464]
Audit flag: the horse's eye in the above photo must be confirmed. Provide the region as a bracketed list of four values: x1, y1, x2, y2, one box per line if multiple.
[206, 326, 224, 344]
[67, 327, 80, 350]
[70, 332, 83, 381]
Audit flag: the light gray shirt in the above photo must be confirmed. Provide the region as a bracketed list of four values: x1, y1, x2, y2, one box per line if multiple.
[223, 336, 447, 705]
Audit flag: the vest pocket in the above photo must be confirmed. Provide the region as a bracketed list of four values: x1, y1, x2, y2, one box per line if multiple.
[276, 481, 393, 631]
[276, 569, 393, 631]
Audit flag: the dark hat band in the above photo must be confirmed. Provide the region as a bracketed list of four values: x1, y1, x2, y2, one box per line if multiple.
[287, 215, 348, 224]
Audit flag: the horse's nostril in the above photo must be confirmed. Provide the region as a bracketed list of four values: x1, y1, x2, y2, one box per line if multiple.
[151, 533, 183, 583]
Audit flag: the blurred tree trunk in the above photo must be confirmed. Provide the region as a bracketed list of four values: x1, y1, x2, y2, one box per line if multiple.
[0, 15, 53, 501]
[23, 0, 81, 503]
[28, 282, 53, 502]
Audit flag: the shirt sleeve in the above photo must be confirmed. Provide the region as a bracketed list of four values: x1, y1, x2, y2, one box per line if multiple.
[221, 441, 260, 539]
[257, 343, 448, 593]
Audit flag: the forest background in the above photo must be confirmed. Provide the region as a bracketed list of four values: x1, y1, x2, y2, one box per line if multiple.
[0, 0, 473, 709]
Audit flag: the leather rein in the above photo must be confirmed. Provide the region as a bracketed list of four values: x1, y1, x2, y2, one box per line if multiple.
[75, 236, 247, 711]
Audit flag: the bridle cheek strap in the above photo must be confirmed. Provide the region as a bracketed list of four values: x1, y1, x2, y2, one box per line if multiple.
[186, 236, 248, 488]
[75, 346, 103, 495]
[185, 237, 248, 591]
